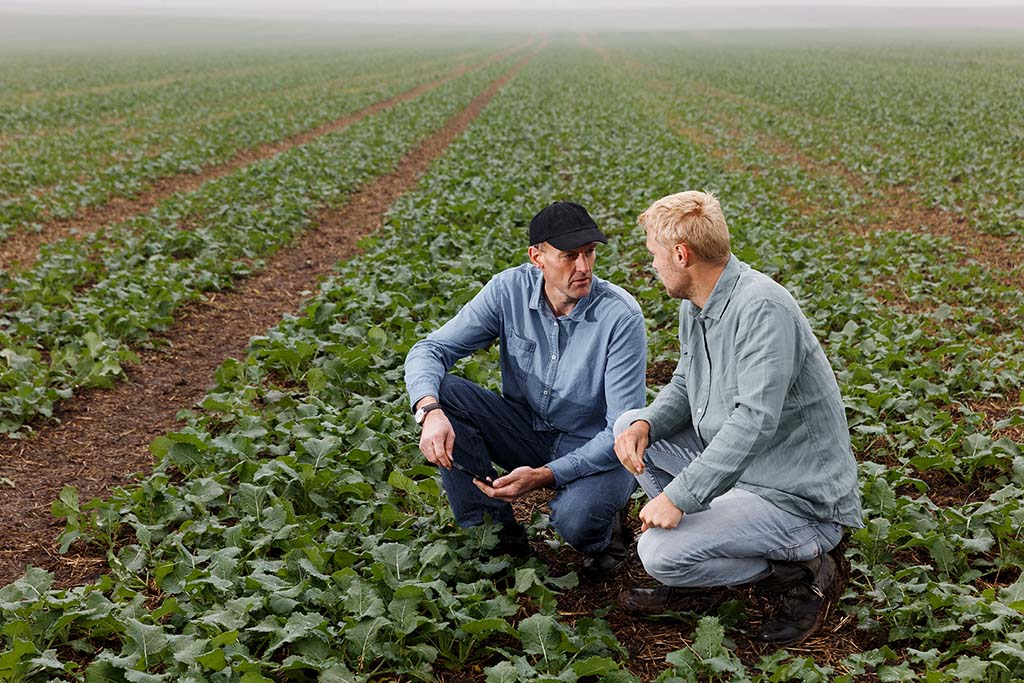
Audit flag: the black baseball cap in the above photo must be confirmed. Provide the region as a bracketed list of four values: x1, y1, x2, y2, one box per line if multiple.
[529, 201, 607, 251]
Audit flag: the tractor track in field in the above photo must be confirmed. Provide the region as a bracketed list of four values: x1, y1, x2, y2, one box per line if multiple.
[0, 47, 521, 274]
[0, 49, 537, 589]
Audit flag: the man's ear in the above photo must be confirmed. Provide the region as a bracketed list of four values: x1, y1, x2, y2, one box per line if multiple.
[528, 244, 544, 268]
[673, 243, 689, 267]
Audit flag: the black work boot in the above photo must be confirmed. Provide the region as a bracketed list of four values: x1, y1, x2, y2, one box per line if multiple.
[756, 551, 841, 645]
[580, 507, 633, 580]
[494, 522, 531, 558]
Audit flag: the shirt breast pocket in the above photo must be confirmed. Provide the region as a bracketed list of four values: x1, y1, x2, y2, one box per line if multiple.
[504, 332, 537, 382]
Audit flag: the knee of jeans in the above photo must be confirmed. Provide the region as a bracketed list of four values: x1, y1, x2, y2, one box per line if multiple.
[637, 531, 695, 583]
[613, 409, 645, 437]
[437, 374, 480, 415]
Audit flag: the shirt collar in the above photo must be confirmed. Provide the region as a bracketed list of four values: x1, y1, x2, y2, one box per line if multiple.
[691, 254, 742, 321]
[528, 265, 599, 321]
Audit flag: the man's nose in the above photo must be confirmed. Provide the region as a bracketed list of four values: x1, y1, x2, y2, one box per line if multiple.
[575, 254, 591, 271]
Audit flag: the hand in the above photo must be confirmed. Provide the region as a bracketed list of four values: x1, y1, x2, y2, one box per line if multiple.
[639, 493, 683, 532]
[419, 409, 455, 469]
[474, 466, 555, 503]
[614, 420, 650, 475]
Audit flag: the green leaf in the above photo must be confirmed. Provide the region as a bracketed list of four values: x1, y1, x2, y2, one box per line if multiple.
[693, 616, 725, 658]
[485, 660, 519, 683]
[953, 655, 990, 681]
[572, 655, 619, 677]
[343, 580, 385, 619]
[343, 616, 390, 665]
[195, 647, 228, 671]
[85, 660, 129, 683]
[124, 618, 169, 668]
[461, 617, 513, 635]
[517, 613, 562, 665]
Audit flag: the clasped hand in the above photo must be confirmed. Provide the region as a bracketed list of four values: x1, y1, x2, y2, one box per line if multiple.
[418, 408, 553, 502]
[474, 466, 554, 502]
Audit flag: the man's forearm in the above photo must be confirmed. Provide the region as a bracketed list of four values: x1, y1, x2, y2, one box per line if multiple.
[546, 429, 619, 486]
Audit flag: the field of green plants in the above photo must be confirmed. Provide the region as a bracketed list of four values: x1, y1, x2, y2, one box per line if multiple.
[2, 27, 1023, 682]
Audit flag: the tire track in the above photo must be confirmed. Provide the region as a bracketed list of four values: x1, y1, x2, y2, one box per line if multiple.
[0, 48, 537, 589]
[0, 45, 525, 273]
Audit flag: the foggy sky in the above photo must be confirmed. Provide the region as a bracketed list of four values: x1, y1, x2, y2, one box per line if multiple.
[5, 0, 1024, 14]
[1, 0, 1022, 30]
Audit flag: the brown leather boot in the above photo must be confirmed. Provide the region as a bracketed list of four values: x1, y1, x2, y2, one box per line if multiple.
[619, 585, 707, 615]
[755, 552, 842, 645]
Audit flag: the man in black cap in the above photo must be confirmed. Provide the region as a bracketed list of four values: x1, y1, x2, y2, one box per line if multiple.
[404, 201, 647, 577]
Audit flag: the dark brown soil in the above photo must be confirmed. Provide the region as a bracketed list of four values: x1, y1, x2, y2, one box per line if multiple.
[0, 52, 535, 589]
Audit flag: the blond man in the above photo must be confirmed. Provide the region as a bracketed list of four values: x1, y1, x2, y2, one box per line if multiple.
[614, 191, 862, 644]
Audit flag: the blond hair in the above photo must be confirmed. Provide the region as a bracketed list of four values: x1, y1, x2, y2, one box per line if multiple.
[637, 190, 730, 264]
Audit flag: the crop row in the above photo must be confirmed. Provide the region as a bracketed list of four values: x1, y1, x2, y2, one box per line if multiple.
[0, 55, 521, 435]
[596, 32, 1024, 238]
[0, 45, 517, 237]
[1, 45, 1022, 681]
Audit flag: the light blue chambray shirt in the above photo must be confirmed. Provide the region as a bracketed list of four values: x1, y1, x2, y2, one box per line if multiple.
[632, 255, 863, 527]
[405, 263, 647, 486]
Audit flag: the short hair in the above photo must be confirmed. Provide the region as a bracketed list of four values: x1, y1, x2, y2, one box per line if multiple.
[637, 190, 730, 264]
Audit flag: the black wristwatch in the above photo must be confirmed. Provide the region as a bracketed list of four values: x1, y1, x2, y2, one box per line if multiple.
[414, 402, 443, 426]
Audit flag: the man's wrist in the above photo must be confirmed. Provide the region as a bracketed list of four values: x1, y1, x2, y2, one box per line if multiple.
[414, 398, 443, 426]
[414, 396, 439, 411]
[630, 419, 651, 433]
[537, 466, 556, 488]
[421, 407, 445, 426]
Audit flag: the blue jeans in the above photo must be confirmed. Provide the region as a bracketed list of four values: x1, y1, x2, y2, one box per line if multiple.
[437, 374, 636, 554]
[614, 409, 844, 587]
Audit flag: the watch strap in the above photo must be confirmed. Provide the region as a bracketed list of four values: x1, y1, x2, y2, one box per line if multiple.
[415, 401, 442, 424]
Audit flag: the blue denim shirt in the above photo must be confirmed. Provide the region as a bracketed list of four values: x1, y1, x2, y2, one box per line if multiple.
[633, 256, 863, 527]
[405, 263, 647, 486]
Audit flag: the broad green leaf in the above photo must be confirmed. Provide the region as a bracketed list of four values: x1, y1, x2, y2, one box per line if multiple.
[517, 613, 562, 665]
[485, 660, 519, 683]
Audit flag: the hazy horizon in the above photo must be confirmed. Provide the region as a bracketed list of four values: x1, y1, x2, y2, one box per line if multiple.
[1, 2, 1023, 33]
[2, 0, 1024, 28]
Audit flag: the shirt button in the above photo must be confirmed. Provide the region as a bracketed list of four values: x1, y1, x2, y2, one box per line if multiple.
[550, 354, 556, 360]
[543, 390, 549, 395]
[697, 408, 703, 414]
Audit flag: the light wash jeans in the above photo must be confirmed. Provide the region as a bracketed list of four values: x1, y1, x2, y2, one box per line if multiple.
[436, 374, 636, 554]
[614, 409, 843, 588]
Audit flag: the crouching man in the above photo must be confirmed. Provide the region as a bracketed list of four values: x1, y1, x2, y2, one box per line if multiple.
[405, 201, 646, 578]
[614, 190, 863, 644]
